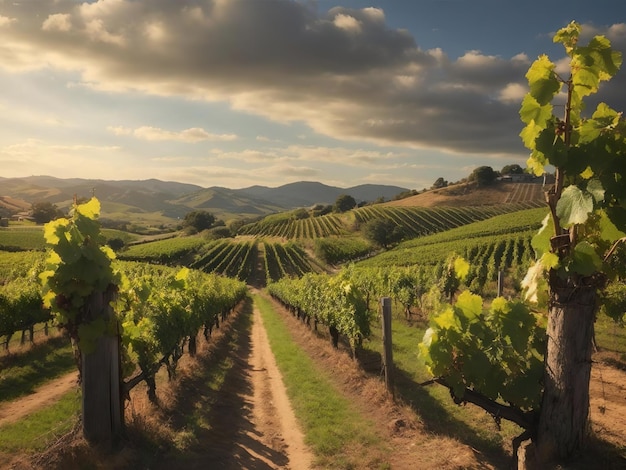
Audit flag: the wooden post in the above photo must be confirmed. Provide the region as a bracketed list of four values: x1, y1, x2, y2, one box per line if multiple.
[380, 297, 394, 397]
[497, 270, 504, 297]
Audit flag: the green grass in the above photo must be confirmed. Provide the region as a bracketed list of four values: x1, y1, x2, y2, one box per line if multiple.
[254, 293, 386, 469]
[0, 390, 80, 452]
[0, 335, 75, 403]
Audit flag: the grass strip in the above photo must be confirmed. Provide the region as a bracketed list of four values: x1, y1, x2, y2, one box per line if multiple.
[253, 293, 386, 469]
[0, 390, 80, 452]
[0, 336, 75, 403]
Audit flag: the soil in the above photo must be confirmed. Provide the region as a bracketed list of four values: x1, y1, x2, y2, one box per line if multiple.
[0, 371, 79, 427]
[1, 295, 625, 469]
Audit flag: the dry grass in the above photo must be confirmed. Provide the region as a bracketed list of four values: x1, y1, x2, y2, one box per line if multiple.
[385, 181, 543, 208]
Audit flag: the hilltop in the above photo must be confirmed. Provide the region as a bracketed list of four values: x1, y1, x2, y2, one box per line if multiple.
[385, 181, 545, 208]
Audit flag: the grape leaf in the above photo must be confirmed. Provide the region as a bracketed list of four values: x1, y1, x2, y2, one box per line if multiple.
[556, 185, 594, 227]
[570, 241, 603, 276]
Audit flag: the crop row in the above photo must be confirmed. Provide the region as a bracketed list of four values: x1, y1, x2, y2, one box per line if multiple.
[263, 241, 313, 283]
[118, 262, 248, 400]
[239, 214, 344, 239]
[353, 202, 543, 239]
[190, 240, 257, 282]
[118, 236, 208, 264]
[268, 272, 371, 354]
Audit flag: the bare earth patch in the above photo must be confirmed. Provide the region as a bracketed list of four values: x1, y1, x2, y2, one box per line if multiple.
[0, 371, 78, 427]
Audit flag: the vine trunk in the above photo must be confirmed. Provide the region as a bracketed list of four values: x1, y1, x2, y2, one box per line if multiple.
[536, 271, 596, 463]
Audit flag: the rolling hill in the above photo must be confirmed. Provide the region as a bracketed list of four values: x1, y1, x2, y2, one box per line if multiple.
[0, 176, 409, 224]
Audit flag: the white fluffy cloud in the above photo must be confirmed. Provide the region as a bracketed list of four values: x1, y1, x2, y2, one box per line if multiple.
[107, 126, 237, 142]
[0, 0, 623, 157]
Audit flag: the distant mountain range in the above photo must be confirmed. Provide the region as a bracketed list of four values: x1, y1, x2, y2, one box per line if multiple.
[0, 176, 408, 222]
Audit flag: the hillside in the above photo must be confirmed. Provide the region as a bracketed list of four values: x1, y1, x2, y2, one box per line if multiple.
[0, 176, 408, 225]
[385, 181, 545, 208]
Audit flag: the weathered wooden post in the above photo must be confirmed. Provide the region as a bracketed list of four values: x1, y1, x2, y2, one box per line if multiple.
[380, 297, 394, 397]
[497, 270, 504, 297]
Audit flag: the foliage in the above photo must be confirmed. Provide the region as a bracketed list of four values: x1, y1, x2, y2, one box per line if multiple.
[501, 164, 525, 175]
[468, 166, 497, 187]
[520, 21, 625, 284]
[313, 237, 372, 265]
[39, 198, 120, 352]
[31, 202, 64, 224]
[432, 177, 448, 189]
[420, 290, 546, 410]
[418, 21, 625, 458]
[361, 218, 404, 248]
[182, 210, 217, 233]
[268, 270, 371, 351]
[334, 194, 357, 213]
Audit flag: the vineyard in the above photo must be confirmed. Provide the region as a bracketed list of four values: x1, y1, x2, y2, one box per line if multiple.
[1, 194, 625, 468]
[239, 212, 345, 238]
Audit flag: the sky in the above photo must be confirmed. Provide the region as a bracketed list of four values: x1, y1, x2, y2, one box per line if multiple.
[0, 1, 624, 190]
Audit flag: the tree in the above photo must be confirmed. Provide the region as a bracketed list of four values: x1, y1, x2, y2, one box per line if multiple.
[519, 22, 624, 464]
[182, 210, 216, 233]
[31, 201, 63, 224]
[362, 218, 403, 248]
[501, 164, 524, 175]
[468, 166, 496, 186]
[334, 194, 357, 213]
[432, 177, 448, 189]
[292, 208, 309, 220]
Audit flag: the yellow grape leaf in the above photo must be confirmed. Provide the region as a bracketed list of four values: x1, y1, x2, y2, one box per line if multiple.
[175, 267, 190, 281]
[432, 306, 459, 330]
[453, 257, 470, 281]
[77, 197, 100, 219]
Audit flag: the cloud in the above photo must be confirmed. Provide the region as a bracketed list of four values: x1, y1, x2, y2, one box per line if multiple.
[107, 125, 237, 142]
[213, 144, 405, 168]
[0, 138, 122, 177]
[0, 1, 624, 157]
[42, 14, 72, 32]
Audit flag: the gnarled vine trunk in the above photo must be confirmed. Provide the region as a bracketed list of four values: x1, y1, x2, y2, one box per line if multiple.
[81, 290, 123, 446]
[536, 272, 597, 464]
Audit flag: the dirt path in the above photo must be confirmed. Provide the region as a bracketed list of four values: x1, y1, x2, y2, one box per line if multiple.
[0, 371, 78, 427]
[241, 304, 313, 469]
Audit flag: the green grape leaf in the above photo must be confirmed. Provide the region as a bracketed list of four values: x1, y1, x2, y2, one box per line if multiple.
[520, 95, 553, 129]
[570, 241, 603, 276]
[598, 209, 625, 242]
[525, 55, 561, 105]
[556, 185, 594, 227]
[586, 179, 605, 204]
